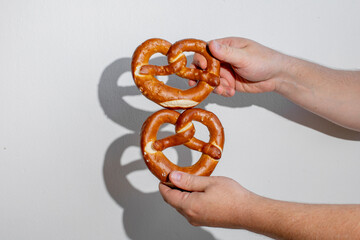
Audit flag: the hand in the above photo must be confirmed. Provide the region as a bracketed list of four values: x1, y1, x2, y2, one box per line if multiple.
[159, 171, 360, 239]
[191, 37, 287, 96]
[158, 171, 258, 228]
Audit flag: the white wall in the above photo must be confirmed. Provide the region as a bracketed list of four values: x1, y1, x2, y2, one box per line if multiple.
[1, 0, 359, 239]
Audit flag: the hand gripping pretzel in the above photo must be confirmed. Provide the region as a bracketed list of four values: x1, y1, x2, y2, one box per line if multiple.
[141, 108, 224, 183]
[132, 38, 220, 109]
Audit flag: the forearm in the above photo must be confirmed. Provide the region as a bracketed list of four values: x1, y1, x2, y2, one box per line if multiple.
[242, 196, 360, 240]
[275, 56, 360, 131]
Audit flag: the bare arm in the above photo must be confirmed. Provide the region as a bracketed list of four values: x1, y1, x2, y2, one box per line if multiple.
[276, 58, 360, 131]
[247, 195, 360, 239]
[192, 37, 360, 131]
[159, 172, 360, 240]
[164, 37, 360, 239]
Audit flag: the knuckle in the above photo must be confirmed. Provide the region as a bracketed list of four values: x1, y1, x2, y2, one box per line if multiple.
[183, 174, 192, 188]
[212, 176, 231, 186]
[224, 44, 234, 57]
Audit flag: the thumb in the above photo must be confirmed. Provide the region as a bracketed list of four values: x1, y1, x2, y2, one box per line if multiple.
[209, 40, 244, 67]
[169, 171, 211, 192]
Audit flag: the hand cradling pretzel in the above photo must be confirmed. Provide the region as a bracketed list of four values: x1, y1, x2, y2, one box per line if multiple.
[132, 38, 225, 184]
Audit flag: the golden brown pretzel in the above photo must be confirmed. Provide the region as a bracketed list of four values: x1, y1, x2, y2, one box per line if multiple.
[140, 108, 224, 183]
[132, 38, 220, 109]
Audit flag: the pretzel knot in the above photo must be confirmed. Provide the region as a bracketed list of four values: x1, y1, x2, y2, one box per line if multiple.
[132, 38, 220, 109]
[141, 108, 224, 183]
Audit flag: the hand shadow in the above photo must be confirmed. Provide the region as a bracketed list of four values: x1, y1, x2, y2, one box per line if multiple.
[203, 93, 360, 140]
[200, 82, 360, 141]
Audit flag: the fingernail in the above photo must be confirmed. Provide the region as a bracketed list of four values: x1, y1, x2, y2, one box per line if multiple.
[171, 171, 182, 183]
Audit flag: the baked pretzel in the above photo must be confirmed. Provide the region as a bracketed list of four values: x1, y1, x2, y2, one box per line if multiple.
[132, 38, 220, 109]
[140, 108, 224, 183]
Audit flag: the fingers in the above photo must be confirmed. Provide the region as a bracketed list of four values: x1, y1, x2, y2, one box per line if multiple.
[191, 53, 207, 70]
[208, 40, 246, 67]
[192, 37, 249, 68]
[213, 37, 250, 49]
[189, 38, 248, 95]
[158, 182, 191, 209]
[158, 171, 212, 215]
[214, 83, 235, 97]
[188, 54, 207, 87]
[214, 63, 237, 97]
[169, 171, 211, 192]
[210, 63, 236, 97]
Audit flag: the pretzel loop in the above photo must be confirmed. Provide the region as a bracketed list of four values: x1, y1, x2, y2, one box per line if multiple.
[176, 108, 223, 159]
[141, 108, 224, 183]
[167, 39, 220, 87]
[132, 38, 220, 109]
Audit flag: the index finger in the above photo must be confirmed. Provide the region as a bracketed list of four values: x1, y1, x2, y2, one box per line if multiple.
[191, 53, 207, 70]
[212, 37, 250, 49]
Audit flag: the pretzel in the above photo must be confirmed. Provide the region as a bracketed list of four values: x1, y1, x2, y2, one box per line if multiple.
[132, 38, 220, 109]
[140, 108, 224, 183]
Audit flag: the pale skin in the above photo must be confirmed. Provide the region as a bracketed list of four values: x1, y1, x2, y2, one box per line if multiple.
[158, 37, 360, 239]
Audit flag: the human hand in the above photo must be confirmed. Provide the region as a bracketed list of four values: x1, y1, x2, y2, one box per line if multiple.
[191, 37, 288, 96]
[158, 171, 259, 228]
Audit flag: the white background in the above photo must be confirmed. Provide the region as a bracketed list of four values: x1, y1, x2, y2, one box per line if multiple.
[1, 0, 360, 239]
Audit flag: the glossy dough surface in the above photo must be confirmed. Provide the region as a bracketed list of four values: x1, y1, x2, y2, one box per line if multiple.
[132, 38, 220, 109]
[140, 108, 224, 183]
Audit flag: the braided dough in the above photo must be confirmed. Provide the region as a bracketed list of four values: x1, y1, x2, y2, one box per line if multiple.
[141, 108, 224, 183]
[132, 38, 220, 109]
[132, 38, 225, 184]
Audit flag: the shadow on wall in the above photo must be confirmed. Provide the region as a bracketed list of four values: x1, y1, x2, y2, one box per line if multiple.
[98, 57, 217, 240]
[98, 56, 360, 240]
[102, 133, 216, 240]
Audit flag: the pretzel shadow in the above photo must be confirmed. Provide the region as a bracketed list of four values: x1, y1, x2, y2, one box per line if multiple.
[98, 56, 217, 239]
[103, 134, 216, 240]
[100, 56, 360, 141]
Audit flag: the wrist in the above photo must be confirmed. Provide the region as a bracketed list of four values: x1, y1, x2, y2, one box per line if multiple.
[273, 54, 303, 94]
[240, 195, 291, 238]
[236, 193, 273, 230]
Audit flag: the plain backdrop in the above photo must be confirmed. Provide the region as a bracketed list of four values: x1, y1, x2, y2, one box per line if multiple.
[1, 0, 360, 239]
